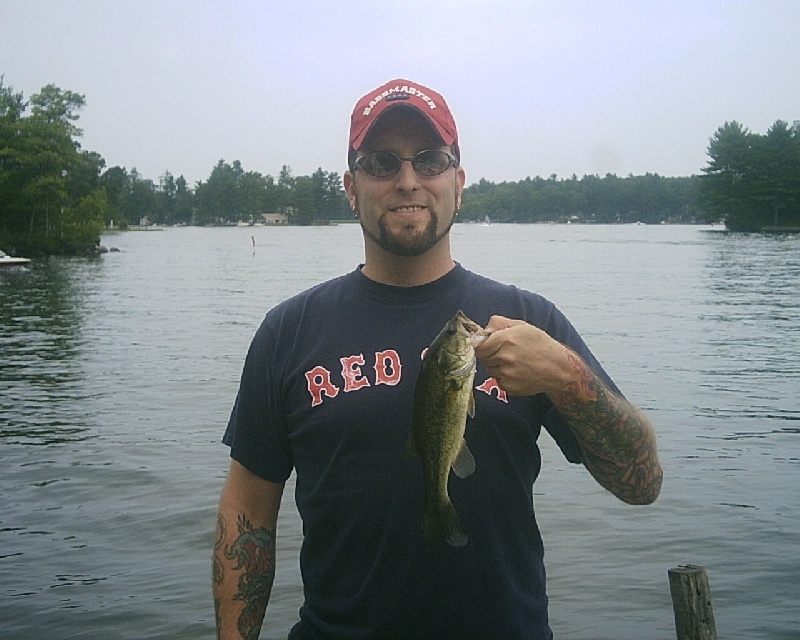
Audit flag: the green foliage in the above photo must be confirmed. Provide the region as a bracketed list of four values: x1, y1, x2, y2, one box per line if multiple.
[459, 173, 701, 224]
[194, 159, 273, 225]
[284, 168, 347, 225]
[190, 161, 347, 226]
[7, 77, 795, 253]
[0, 78, 104, 254]
[57, 189, 107, 252]
[700, 120, 800, 231]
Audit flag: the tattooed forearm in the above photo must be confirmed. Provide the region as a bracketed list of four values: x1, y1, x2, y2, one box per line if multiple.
[213, 514, 226, 636]
[553, 350, 663, 505]
[214, 513, 276, 640]
[213, 513, 226, 586]
[229, 514, 275, 640]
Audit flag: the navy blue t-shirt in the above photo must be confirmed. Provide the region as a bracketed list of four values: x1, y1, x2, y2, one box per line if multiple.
[224, 264, 620, 640]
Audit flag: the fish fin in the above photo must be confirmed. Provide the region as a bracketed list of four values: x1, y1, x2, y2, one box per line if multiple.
[425, 501, 468, 548]
[467, 391, 475, 419]
[451, 438, 476, 479]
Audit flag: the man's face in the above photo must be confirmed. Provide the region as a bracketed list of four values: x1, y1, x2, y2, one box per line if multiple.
[344, 109, 465, 257]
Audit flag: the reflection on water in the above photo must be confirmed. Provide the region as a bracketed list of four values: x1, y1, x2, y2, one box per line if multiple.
[1, 258, 104, 445]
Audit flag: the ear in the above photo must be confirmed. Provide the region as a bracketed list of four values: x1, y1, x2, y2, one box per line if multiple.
[455, 166, 466, 210]
[343, 170, 357, 211]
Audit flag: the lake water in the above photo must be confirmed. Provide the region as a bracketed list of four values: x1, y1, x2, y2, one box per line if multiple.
[1, 224, 798, 639]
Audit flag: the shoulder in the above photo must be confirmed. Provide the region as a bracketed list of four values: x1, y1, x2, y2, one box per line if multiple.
[266, 271, 355, 321]
[458, 266, 559, 324]
[244, 271, 357, 352]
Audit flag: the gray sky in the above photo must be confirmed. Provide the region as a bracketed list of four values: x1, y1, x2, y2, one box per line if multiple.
[2, 0, 798, 187]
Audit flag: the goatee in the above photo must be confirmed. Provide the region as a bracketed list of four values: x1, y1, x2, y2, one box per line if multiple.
[361, 211, 455, 257]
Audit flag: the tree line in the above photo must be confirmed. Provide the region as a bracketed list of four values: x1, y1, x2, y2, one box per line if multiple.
[101, 161, 349, 228]
[0, 80, 351, 254]
[459, 120, 799, 230]
[2, 80, 797, 255]
[459, 173, 701, 224]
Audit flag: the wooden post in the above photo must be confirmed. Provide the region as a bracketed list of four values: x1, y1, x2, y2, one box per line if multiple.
[668, 564, 718, 640]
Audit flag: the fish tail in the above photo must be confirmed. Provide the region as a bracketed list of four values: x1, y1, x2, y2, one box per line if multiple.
[424, 501, 468, 548]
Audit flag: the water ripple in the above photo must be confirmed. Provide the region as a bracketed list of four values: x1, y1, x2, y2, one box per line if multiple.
[2, 226, 799, 639]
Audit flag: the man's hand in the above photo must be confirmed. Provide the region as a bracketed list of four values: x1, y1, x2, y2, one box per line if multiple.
[475, 315, 662, 505]
[475, 315, 577, 397]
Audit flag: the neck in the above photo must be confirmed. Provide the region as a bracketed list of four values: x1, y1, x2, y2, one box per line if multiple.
[360, 239, 456, 287]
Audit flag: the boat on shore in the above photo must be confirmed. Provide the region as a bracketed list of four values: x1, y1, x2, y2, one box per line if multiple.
[0, 248, 31, 267]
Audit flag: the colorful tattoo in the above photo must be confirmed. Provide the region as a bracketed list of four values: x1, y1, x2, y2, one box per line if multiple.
[213, 513, 226, 586]
[213, 513, 226, 635]
[225, 514, 276, 640]
[554, 350, 663, 504]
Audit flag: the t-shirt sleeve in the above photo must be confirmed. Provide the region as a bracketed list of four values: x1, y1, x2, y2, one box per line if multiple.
[222, 318, 294, 482]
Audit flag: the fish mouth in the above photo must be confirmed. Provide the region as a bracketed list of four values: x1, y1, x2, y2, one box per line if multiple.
[456, 315, 487, 341]
[443, 311, 486, 372]
[469, 333, 488, 346]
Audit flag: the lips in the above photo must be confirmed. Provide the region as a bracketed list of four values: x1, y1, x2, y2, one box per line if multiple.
[390, 205, 426, 213]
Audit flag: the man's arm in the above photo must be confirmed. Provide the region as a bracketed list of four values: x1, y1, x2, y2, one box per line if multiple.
[547, 347, 662, 504]
[475, 316, 663, 505]
[214, 459, 285, 639]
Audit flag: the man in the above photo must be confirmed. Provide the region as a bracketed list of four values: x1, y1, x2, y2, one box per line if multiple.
[213, 78, 662, 640]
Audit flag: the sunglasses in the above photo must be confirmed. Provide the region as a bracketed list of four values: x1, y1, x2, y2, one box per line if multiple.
[351, 149, 458, 178]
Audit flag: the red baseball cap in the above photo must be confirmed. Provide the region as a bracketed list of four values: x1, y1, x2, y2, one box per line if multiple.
[348, 79, 460, 164]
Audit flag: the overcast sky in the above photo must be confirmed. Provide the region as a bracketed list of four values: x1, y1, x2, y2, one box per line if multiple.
[2, 0, 797, 187]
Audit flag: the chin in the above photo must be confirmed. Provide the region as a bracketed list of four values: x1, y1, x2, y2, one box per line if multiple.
[380, 222, 441, 257]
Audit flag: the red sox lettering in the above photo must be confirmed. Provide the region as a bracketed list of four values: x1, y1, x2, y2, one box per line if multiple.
[304, 349, 508, 408]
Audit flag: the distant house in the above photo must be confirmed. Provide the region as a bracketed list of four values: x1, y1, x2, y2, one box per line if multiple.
[260, 213, 289, 225]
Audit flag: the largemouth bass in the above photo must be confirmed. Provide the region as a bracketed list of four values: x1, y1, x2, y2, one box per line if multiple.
[407, 310, 487, 547]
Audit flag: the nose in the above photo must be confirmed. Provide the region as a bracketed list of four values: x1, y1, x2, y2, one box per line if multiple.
[395, 158, 420, 191]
